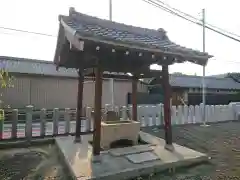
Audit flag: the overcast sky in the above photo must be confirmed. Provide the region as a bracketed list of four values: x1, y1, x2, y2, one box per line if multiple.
[0, 0, 239, 75]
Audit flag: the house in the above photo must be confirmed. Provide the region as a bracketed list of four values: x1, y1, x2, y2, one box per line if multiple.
[1, 56, 239, 108]
[148, 73, 240, 105]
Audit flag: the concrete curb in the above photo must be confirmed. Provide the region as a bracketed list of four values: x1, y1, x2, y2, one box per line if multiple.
[55, 138, 78, 180]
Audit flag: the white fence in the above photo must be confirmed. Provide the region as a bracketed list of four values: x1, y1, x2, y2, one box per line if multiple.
[102, 103, 240, 127]
[1, 103, 240, 140]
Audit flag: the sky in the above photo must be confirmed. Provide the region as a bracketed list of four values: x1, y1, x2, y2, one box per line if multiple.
[0, 0, 239, 75]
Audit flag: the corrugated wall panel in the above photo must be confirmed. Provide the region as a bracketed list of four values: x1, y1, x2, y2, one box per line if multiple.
[83, 81, 95, 107]
[0, 74, 149, 109]
[83, 80, 114, 107]
[83, 79, 148, 107]
[113, 80, 148, 106]
[30, 77, 78, 109]
[0, 76, 31, 108]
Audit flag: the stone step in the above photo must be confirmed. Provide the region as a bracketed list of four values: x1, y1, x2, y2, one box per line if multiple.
[109, 144, 155, 156]
[125, 151, 160, 164]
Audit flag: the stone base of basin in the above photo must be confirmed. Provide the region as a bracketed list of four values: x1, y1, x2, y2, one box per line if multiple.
[100, 120, 141, 150]
[55, 132, 209, 180]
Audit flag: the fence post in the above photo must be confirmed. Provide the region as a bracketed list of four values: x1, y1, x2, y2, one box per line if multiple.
[0, 109, 4, 140]
[40, 108, 46, 137]
[53, 108, 59, 136]
[64, 108, 70, 134]
[85, 107, 91, 132]
[25, 105, 33, 142]
[11, 109, 18, 139]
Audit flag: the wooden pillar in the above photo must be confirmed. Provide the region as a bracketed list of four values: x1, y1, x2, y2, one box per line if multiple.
[93, 66, 103, 156]
[75, 70, 84, 142]
[162, 64, 173, 146]
[132, 76, 138, 121]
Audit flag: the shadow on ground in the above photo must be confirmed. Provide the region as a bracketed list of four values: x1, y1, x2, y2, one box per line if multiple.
[0, 144, 71, 180]
[142, 121, 240, 180]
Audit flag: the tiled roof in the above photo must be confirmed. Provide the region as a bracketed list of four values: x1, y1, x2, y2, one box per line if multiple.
[227, 73, 240, 83]
[57, 8, 212, 65]
[169, 75, 240, 90]
[209, 73, 240, 83]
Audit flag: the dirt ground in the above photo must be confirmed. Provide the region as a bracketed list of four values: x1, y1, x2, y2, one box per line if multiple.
[1, 121, 240, 180]
[142, 121, 240, 180]
[0, 144, 71, 180]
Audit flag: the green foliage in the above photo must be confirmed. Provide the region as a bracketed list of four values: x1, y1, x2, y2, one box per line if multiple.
[0, 69, 14, 108]
[0, 69, 14, 88]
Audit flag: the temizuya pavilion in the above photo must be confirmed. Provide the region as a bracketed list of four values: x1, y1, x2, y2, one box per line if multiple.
[54, 8, 212, 156]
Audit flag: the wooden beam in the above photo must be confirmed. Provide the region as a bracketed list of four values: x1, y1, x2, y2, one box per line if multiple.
[162, 64, 173, 146]
[75, 70, 84, 142]
[82, 68, 94, 76]
[100, 73, 134, 79]
[132, 76, 138, 121]
[136, 70, 163, 78]
[83, 68, 162, 79]
[93, 66, 103, 156]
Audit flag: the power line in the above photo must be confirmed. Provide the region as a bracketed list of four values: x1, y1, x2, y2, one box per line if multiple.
[1, 1, 240, 43]
[0, 26, 56, 37]
[141, 0, 240, 65]
[153, 0, 240, 39]
[142, 0, 240, 43]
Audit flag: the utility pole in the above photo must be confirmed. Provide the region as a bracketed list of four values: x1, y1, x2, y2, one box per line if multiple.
[109, 0, 115, 110]
[109, 0, 112, 20]
[201, 8, 209, 127]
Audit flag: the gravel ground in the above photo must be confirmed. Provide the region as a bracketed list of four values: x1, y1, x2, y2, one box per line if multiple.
[141, 121, 240, 180]
[0, 145, 71, 180]
[1, 121, 240, 180]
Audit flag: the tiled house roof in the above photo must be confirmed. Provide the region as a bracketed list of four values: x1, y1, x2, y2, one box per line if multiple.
[227, 73, 240, 83]
[209, 73, 240, 84]
[55, 8, 212, 66]
[168, 74, 240, 90]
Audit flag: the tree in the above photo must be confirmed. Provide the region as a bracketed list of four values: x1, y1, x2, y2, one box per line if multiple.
[0, 68, 14, 108]
[0, 67, 14, 139]
[0, 69, 13, 88]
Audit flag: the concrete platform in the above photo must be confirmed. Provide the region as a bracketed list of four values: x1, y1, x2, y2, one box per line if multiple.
[55, 132, 209, 180]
